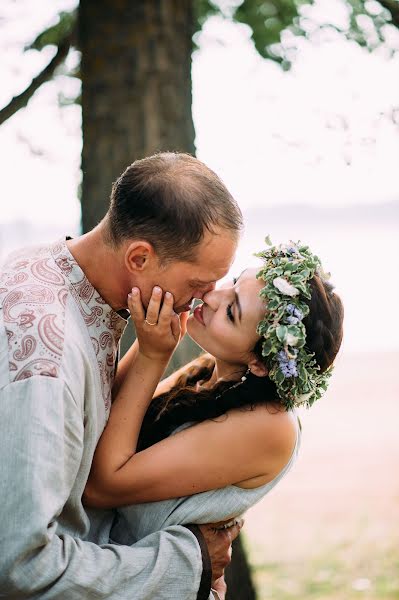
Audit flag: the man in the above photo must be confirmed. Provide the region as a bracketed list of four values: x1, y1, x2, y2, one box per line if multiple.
[0, 153, 243, 599]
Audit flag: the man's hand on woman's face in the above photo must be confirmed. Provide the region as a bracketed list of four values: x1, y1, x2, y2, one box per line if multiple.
[198, 519, 243, 585]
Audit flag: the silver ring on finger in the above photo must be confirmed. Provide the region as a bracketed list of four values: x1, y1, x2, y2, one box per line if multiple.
[145, 319, 157, 326]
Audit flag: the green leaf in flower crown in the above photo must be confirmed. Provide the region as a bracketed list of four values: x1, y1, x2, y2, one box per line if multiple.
[264, 235, 272, 246]
[296, 337, 306, 349]
[262, 339, 273, 356]
[268, 298, 280, 310]
[255, 238, 333, 410]
[298, 362, 308, 381]
[275, 368, 285, 384]
[276, 325, 288, 343]
[284, 262, 298, 273]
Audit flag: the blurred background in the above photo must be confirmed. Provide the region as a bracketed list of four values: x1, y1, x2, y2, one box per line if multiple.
[0, 1, 398, 598]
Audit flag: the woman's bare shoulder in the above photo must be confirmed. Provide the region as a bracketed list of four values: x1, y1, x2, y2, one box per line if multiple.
[209, 402, 298, 487]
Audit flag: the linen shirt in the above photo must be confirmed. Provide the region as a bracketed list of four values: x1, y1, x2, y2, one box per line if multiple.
[0, 239, 210, 599]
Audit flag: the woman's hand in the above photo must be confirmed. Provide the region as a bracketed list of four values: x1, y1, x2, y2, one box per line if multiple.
[128, 286, 184, 362]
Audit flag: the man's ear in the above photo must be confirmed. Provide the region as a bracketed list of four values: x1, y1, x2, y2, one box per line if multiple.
[124, 241, 155, 273]
[247, 354, 269, 377]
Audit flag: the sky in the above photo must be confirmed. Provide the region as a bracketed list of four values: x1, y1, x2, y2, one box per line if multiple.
[0, 0, 398, 352]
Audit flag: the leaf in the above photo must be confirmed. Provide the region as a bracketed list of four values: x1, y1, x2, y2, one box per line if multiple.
[275, 368, 285, 384]
[25, 10, 77, 52]
[262, 339, 273, 356]
[268, 298, 280, 310]
[276, 325, 288, 343]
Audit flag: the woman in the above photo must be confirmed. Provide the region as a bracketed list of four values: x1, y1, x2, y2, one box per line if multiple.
[84, 240, 343, 545]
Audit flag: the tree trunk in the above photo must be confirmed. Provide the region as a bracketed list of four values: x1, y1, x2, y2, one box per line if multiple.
[78, 0, 195, 231]
[79, 2, 257, 597]
[226, 537, 257, 600]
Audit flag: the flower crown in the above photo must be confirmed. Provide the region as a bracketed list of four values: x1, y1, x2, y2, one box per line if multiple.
[255, 237, 333, 410]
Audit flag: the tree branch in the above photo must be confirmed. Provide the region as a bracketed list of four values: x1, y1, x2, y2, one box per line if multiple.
[0, 36, 72, 127]
[377, 0, 399, 28]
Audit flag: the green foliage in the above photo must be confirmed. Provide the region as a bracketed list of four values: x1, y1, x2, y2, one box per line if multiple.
[233, 0, 308, 67]
[344, 0, 395, 51]
[25, 10, 77, 52]
[23, 1, 399, 80]
[4, 1, 399, 120]
[255, 238, 333, 410]
[194, 0, 221, 27]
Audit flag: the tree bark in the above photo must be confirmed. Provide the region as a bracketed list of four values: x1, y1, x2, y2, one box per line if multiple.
[79, 3, 257, 597]
[226, 537, 257, 600]
[378, 0, 399, 27]
[78, 0, 196, 232]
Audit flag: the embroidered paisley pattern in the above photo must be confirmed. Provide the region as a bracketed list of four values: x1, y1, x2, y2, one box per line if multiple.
[31, 258, 65, 286]
[14, 358, 59, 381]
[0, 239, 127, 411]
[51, 240, 126, 410]
[13, 335, 36, 361]
[38, 314, 64, 356]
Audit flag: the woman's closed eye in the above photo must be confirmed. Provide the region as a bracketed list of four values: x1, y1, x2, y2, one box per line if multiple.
[226, 303, 234, 323]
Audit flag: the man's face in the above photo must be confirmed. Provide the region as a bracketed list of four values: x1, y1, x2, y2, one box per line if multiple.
[139, 229, 238, 313]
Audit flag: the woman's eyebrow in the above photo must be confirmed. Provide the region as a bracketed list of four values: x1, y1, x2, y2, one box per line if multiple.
[233, 269, 246, 322]
[235, 269, 246, 283]
[235, 290, 242, 322]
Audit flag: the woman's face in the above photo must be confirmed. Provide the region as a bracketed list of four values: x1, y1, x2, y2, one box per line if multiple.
[187, 268, 266, 366]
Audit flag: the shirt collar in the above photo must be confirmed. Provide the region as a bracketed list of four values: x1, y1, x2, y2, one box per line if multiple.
[50, 237, 128, 343]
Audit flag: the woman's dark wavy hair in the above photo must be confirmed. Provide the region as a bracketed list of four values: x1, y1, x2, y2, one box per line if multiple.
[138, 275, 344, 451]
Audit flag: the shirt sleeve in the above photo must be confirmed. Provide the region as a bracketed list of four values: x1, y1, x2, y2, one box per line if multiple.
[0, 376, 211, 599]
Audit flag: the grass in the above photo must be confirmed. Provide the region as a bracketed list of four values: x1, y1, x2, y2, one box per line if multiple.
[250, 543, 399, 600]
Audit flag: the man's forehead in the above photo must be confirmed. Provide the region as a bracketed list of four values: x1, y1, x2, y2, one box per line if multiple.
[193, 230, 237, 276]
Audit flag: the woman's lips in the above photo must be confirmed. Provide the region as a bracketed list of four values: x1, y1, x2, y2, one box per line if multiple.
[193, 303, 205, 325]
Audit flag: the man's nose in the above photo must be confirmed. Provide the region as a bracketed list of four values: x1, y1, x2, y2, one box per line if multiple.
[196, 281, 216, 299]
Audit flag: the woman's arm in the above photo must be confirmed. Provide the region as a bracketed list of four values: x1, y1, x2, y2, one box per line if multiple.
[112, 339, 139, 399]
[90, 286, 186, 486]
[84, 400, 296, 509]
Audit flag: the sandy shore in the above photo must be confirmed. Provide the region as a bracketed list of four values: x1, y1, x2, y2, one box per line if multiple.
[244, 350, 399, 566]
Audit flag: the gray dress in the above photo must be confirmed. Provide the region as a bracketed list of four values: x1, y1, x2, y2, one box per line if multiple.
[110, 416, 301, 545]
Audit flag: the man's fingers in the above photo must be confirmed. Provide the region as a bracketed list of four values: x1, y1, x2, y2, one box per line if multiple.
[224, 520, 243, 544]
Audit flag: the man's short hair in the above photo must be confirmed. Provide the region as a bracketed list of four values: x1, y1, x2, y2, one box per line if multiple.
[105, 152, 243, 263]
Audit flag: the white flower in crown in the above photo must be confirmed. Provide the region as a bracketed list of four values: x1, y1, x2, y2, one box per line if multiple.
[273, 277, 299, 297]
[286, 333, 299, 347]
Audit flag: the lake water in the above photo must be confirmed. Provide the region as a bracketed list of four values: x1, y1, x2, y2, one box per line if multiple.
[1, 202, 398, 354]
[231, 202, 399, 354]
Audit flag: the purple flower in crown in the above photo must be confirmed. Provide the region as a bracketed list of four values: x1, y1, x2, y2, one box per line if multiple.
[286, 304, 303, 325]
[277, 350, 298, 378]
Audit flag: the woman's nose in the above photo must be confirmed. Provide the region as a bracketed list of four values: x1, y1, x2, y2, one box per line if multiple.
[202, 286, 224, 308]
